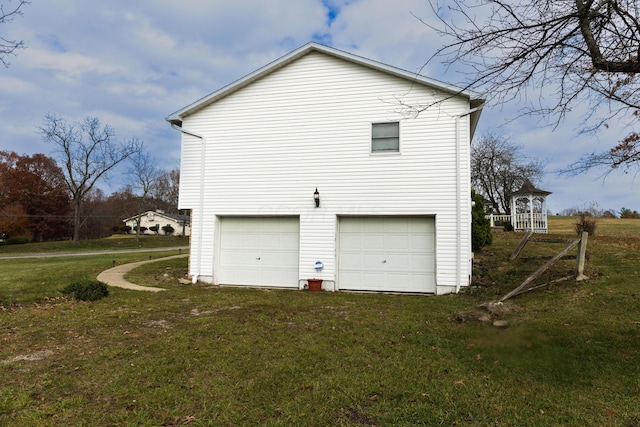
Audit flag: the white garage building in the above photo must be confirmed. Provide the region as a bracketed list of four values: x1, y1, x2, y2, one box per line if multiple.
[166, 43, 484, 294]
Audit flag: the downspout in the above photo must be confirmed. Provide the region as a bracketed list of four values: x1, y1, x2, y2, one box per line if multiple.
[171, 123, 206, 284]
[455, 103, 485, 293]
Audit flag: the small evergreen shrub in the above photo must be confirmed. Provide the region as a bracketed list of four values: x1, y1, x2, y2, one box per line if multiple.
[471, 191, 492, 251]
[5, 236, 29, 245]
[61, 279, 109, 301]
[162, 224, 175, 235]
[503, 221, 514, 232]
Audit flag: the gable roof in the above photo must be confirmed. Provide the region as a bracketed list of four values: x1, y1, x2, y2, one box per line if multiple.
[123, 210, 190, 224]
[166, 42, 485, 133]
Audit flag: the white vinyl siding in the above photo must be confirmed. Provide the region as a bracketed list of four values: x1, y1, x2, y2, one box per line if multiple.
[177, 134, 203, 209]
[177, 51, 473, 294]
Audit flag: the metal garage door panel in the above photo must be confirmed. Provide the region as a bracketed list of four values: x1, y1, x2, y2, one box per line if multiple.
[385, 234, 410, 250]
[219, 217, 299, 287]
[338, 217, 435, 293]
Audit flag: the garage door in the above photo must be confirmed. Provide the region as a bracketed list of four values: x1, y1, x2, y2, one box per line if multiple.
[219, 217, 299, 287]
[338, 216, 435, 293]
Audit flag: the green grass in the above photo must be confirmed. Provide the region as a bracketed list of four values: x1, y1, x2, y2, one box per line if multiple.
[548, 215, 640, 236]
[0, 222, 639, 426]
[0, 235, 188, 254]
[0, 251, 184, 304]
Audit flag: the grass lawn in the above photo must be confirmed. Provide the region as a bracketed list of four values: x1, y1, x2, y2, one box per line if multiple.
[0, 218, 639, 426]
[0, 235, 189, 255]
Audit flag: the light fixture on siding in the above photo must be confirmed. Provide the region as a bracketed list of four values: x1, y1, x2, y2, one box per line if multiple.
[314, 188, 320, 208]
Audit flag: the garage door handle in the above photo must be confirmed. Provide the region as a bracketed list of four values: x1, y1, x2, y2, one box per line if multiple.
[256, 257, 261, 260]
[382, 260, 387, 263]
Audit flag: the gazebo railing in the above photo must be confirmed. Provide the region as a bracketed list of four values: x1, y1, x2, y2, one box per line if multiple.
[486, 213, 549, 233]
[487, 214, 511, 227]
[512, 212, 548, 233]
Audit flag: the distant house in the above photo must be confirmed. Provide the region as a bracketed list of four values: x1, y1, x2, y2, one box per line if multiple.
[122, 211, 190, 236]
[166, 42, 484, 294]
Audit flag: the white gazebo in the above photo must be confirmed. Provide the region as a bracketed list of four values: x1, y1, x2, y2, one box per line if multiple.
[510, 180, 552, 233]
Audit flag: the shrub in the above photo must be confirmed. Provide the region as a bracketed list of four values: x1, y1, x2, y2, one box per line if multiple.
[61, 279, 109, 302]
[4, 236, 29, 245]
[575, 213, 597, 236]
[503, 221, 514, 232]
[162, 224, 175, 235]
[113, 225, 131, 233]
[149, 225, 160, 234]
[471, 191, 492, 251]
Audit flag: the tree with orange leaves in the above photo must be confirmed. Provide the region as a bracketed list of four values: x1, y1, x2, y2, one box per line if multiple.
[0, 151, 71, 241]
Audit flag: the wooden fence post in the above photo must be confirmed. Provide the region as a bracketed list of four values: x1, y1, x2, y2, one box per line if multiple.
[575, 231, 589, 281]
[510, 231, 533, 260]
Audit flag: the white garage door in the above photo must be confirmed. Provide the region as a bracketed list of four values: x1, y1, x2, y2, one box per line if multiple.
[338, 216, 436, 293]
[219, 217, 299, 287]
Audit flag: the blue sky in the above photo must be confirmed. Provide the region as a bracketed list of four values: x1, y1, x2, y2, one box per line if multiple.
[0, 0, 637, 214]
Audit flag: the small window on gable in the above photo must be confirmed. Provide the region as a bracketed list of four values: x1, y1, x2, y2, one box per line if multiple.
[372, 122, 399, 152]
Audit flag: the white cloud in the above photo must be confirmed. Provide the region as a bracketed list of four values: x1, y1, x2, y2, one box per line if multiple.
[329, 0, 435, 69]
[23, 48, 125, 78]
[0, 76, 37, 96]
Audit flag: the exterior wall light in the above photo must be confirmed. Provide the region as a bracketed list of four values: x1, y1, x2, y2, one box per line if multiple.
[314, 188, 320, 208]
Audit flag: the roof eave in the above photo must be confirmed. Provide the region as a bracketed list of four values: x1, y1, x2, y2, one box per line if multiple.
[468, 99, 485, 141]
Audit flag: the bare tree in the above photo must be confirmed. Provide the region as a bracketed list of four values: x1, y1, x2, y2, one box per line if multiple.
[424, 0, 640, 173]
[39, 114, 142, 241]
[150, 168, 180, 213]
[128, 150, 163, 242]
[471, 134, 544, 214]
[1, 0, 29, 67]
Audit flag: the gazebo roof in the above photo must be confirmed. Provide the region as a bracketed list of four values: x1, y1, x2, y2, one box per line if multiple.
[512, 179, 552, 197]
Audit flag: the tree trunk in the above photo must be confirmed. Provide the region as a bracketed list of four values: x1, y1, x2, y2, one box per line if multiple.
[72, 197, 82, 241]
[135, 214, 142, 242]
